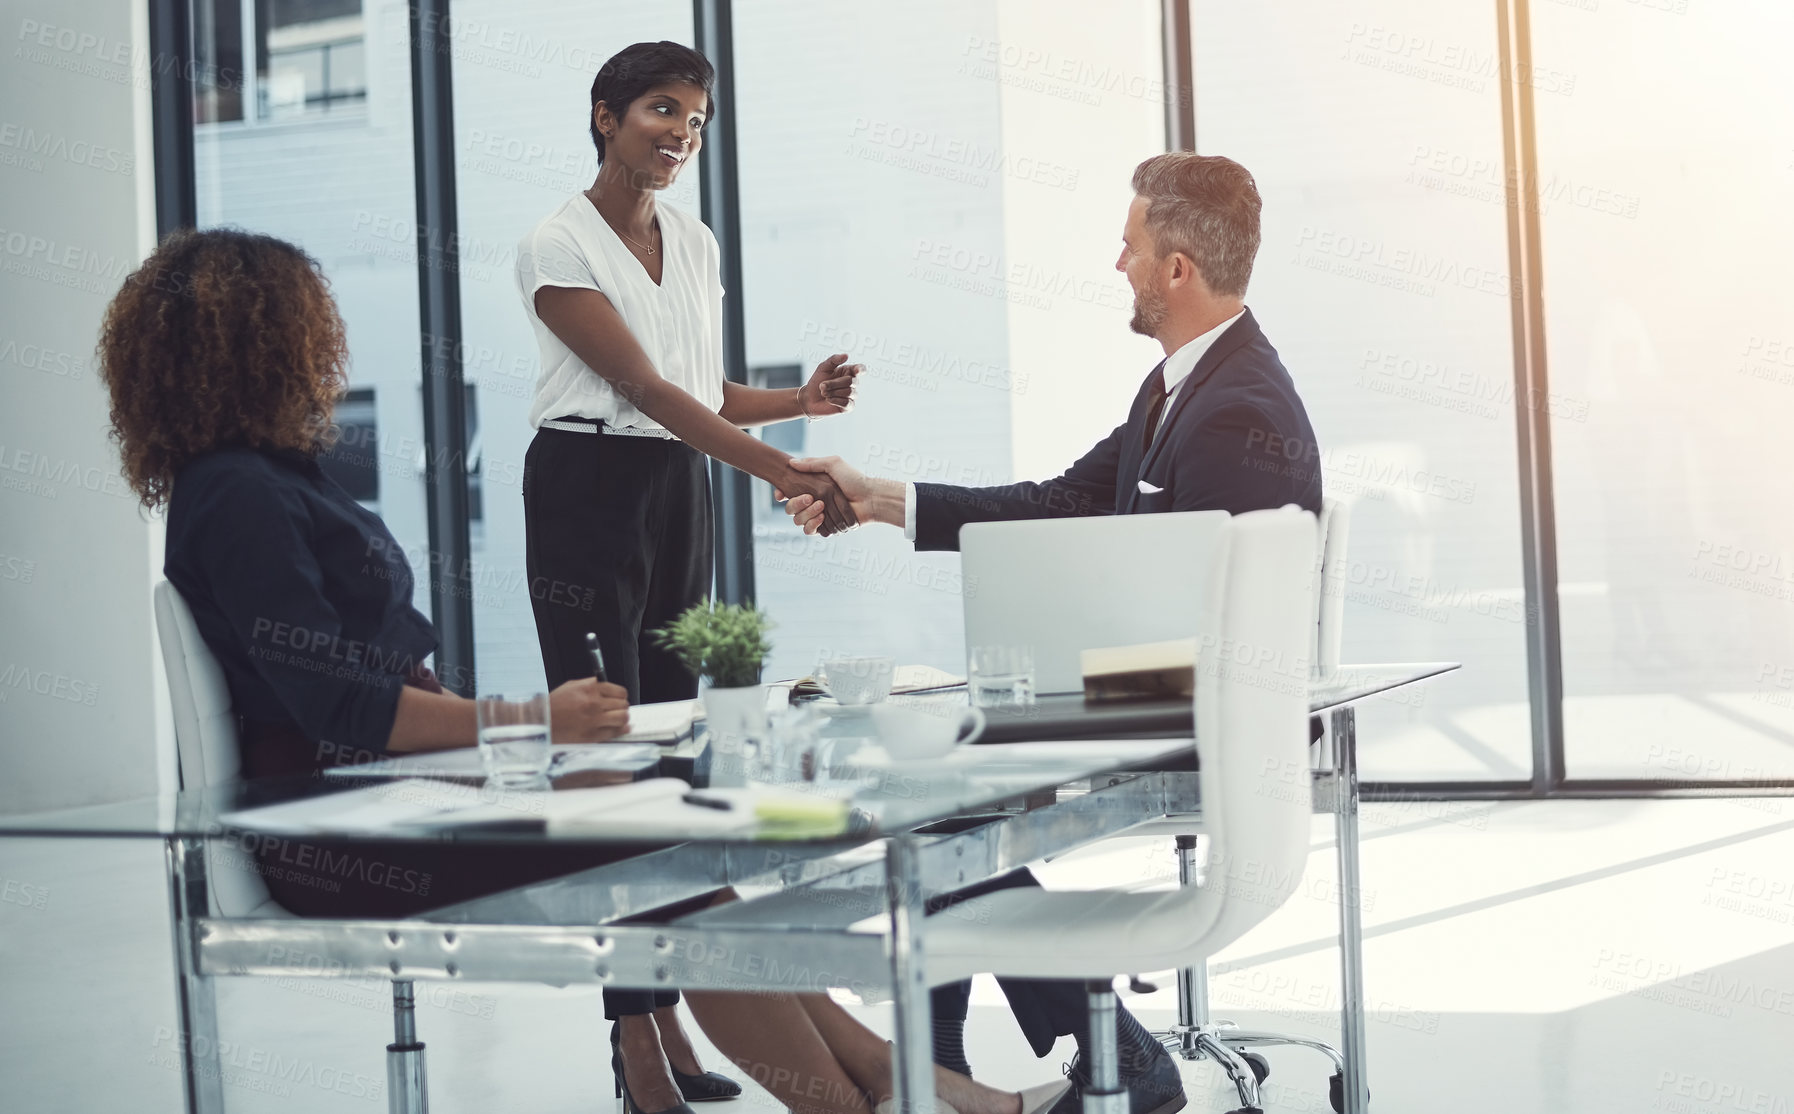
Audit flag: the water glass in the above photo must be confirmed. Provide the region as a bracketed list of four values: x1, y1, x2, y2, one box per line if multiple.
[968, 645, 1036, 709]
[750, 704, 824, 786]
[475, 692, 552, 789]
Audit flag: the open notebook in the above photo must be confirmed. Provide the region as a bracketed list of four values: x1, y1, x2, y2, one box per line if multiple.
[786, 664, 964, 700]
[321, 698, 702, 782]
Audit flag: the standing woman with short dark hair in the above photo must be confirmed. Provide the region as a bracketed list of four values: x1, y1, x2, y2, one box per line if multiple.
[515, 40, 861, 1114]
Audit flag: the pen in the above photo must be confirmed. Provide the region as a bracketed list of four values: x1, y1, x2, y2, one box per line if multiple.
[585, 632, 608, 684]
[681, 792, 735, 811]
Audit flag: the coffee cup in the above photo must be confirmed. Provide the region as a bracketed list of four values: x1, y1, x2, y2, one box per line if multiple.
[868, 704, 985, 761]
[816, 656, 896, 706]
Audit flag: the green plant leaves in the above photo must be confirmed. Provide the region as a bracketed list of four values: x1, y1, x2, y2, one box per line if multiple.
[649, 597, 775, 688]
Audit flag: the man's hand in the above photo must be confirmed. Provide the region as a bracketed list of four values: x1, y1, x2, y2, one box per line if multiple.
[549, 678, 632, 742]
[776, 456, 905, 535]
[772, 460, 859, 535]
[798, 353, 862, 418]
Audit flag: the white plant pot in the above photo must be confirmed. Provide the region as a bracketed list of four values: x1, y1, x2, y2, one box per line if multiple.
[701, 683, 766, 788]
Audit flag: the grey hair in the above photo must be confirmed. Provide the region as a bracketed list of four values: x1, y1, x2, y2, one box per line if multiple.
[1130, 153, 1262, 298]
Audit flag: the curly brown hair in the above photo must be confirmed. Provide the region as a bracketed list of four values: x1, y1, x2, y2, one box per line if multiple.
[98, 227, 348, 509]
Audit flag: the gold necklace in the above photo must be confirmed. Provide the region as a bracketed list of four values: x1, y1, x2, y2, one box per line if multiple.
[587, 191, 659, 255]
[614, 221, 658, 256]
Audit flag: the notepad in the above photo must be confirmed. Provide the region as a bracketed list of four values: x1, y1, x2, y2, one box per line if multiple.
[544, 782, 853, 838]
[612, 698, 704, 744]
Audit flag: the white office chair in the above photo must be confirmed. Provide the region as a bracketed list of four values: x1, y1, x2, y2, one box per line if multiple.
[921, 507, 1319, 1114]
[1137, 496, 1354, 1110]
[154, 581, 431, 1114]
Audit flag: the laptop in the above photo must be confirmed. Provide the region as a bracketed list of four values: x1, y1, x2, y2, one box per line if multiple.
[958, 510, 1231, 697]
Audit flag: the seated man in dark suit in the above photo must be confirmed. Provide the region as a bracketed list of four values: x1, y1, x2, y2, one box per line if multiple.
[783, 152, 1321, 545]
[782, 153, 1322, 1114]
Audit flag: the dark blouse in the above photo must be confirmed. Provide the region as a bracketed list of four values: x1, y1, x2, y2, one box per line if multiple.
[164, 447, 437, 762]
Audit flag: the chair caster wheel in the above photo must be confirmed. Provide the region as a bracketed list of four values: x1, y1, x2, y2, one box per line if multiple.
[1240, 1051, 1270, 1085]
[1328, 1071, 1366, 1112]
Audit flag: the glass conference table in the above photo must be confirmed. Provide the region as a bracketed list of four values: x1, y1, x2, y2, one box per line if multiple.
[1, 663, 1456, 1114]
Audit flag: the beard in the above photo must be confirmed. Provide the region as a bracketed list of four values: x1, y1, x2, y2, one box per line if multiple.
[1129, 279, 1168, 337]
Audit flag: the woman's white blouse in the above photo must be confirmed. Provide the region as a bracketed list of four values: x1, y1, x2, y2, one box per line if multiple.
[516, 194, 726, 432]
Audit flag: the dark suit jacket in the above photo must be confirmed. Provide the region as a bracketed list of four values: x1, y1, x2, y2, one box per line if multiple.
[914, 308, 1323, 551]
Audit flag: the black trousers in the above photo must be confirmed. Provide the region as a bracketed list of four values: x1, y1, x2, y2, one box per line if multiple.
[928, 868, 1091, 1058]
[523, 423, 713, 1014]
[524, 423, 714, 705]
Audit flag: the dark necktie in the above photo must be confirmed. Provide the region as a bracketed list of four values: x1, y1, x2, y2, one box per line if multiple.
[1141, 369, 1169, 449]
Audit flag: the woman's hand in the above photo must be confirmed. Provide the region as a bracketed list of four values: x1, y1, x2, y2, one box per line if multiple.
[798, 354, 862, 418]
[549, 678, 632, 743]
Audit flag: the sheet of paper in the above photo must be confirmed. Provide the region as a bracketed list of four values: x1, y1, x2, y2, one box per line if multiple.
[322, 743, 661, 779]
[545, 779, 759, 837]
[220, 779, 503, 835]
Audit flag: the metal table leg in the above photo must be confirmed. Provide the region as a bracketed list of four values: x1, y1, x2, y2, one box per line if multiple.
[886, 836, 933, 1114]
[166, 837, 224, 1114]
[1331, 706, 1369, 1113]
[387, 980, 429, 1114]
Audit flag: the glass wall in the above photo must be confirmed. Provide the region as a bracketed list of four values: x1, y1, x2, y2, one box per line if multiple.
[734, 0, 1164, 681]
[1190, 0, 1534, 781]
[446, 0, 698, 695]
[1532, 0, 1794, 781]
[192, 0, 435, 633]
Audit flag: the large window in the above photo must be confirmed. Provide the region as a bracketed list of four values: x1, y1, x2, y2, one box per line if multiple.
[1532, 0, 1794, 782]
[1191, 0, 1533, 781]
[735, 0, 1164, 681]
[191, 0, 432, 635]
[194, 0, 368, 125]
[449, 0, 700, 695]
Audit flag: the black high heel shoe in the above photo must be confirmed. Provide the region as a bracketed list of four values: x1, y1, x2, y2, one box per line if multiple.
[610, 1021, 740, 1107]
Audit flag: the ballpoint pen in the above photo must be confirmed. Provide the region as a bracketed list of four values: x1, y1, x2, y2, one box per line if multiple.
[585, 632, 608, 684]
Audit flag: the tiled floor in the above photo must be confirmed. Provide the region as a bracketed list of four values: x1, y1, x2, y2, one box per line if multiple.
[4, 797, 1792, 1113]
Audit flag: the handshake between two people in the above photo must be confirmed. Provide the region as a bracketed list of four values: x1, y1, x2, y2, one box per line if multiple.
[773, 456, 903, 537]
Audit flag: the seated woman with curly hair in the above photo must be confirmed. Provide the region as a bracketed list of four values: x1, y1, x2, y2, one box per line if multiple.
[99, 227, 1068, 1114]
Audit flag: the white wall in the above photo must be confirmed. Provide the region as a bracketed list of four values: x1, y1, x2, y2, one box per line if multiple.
[0, 10, 186, 1113]
[0, 0, 169, 812]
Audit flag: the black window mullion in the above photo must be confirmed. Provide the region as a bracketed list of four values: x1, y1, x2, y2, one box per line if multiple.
[408, 0, 475, 693]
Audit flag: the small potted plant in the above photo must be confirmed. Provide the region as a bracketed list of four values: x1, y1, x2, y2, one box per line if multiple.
[653, 599, 775, 781]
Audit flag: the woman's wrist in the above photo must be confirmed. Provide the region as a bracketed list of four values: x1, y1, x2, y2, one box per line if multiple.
[795, 384, 819, 421]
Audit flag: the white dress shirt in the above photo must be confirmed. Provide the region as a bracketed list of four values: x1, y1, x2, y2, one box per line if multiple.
[903, 308, 1247, 539]
[517, 194, 726, 433]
